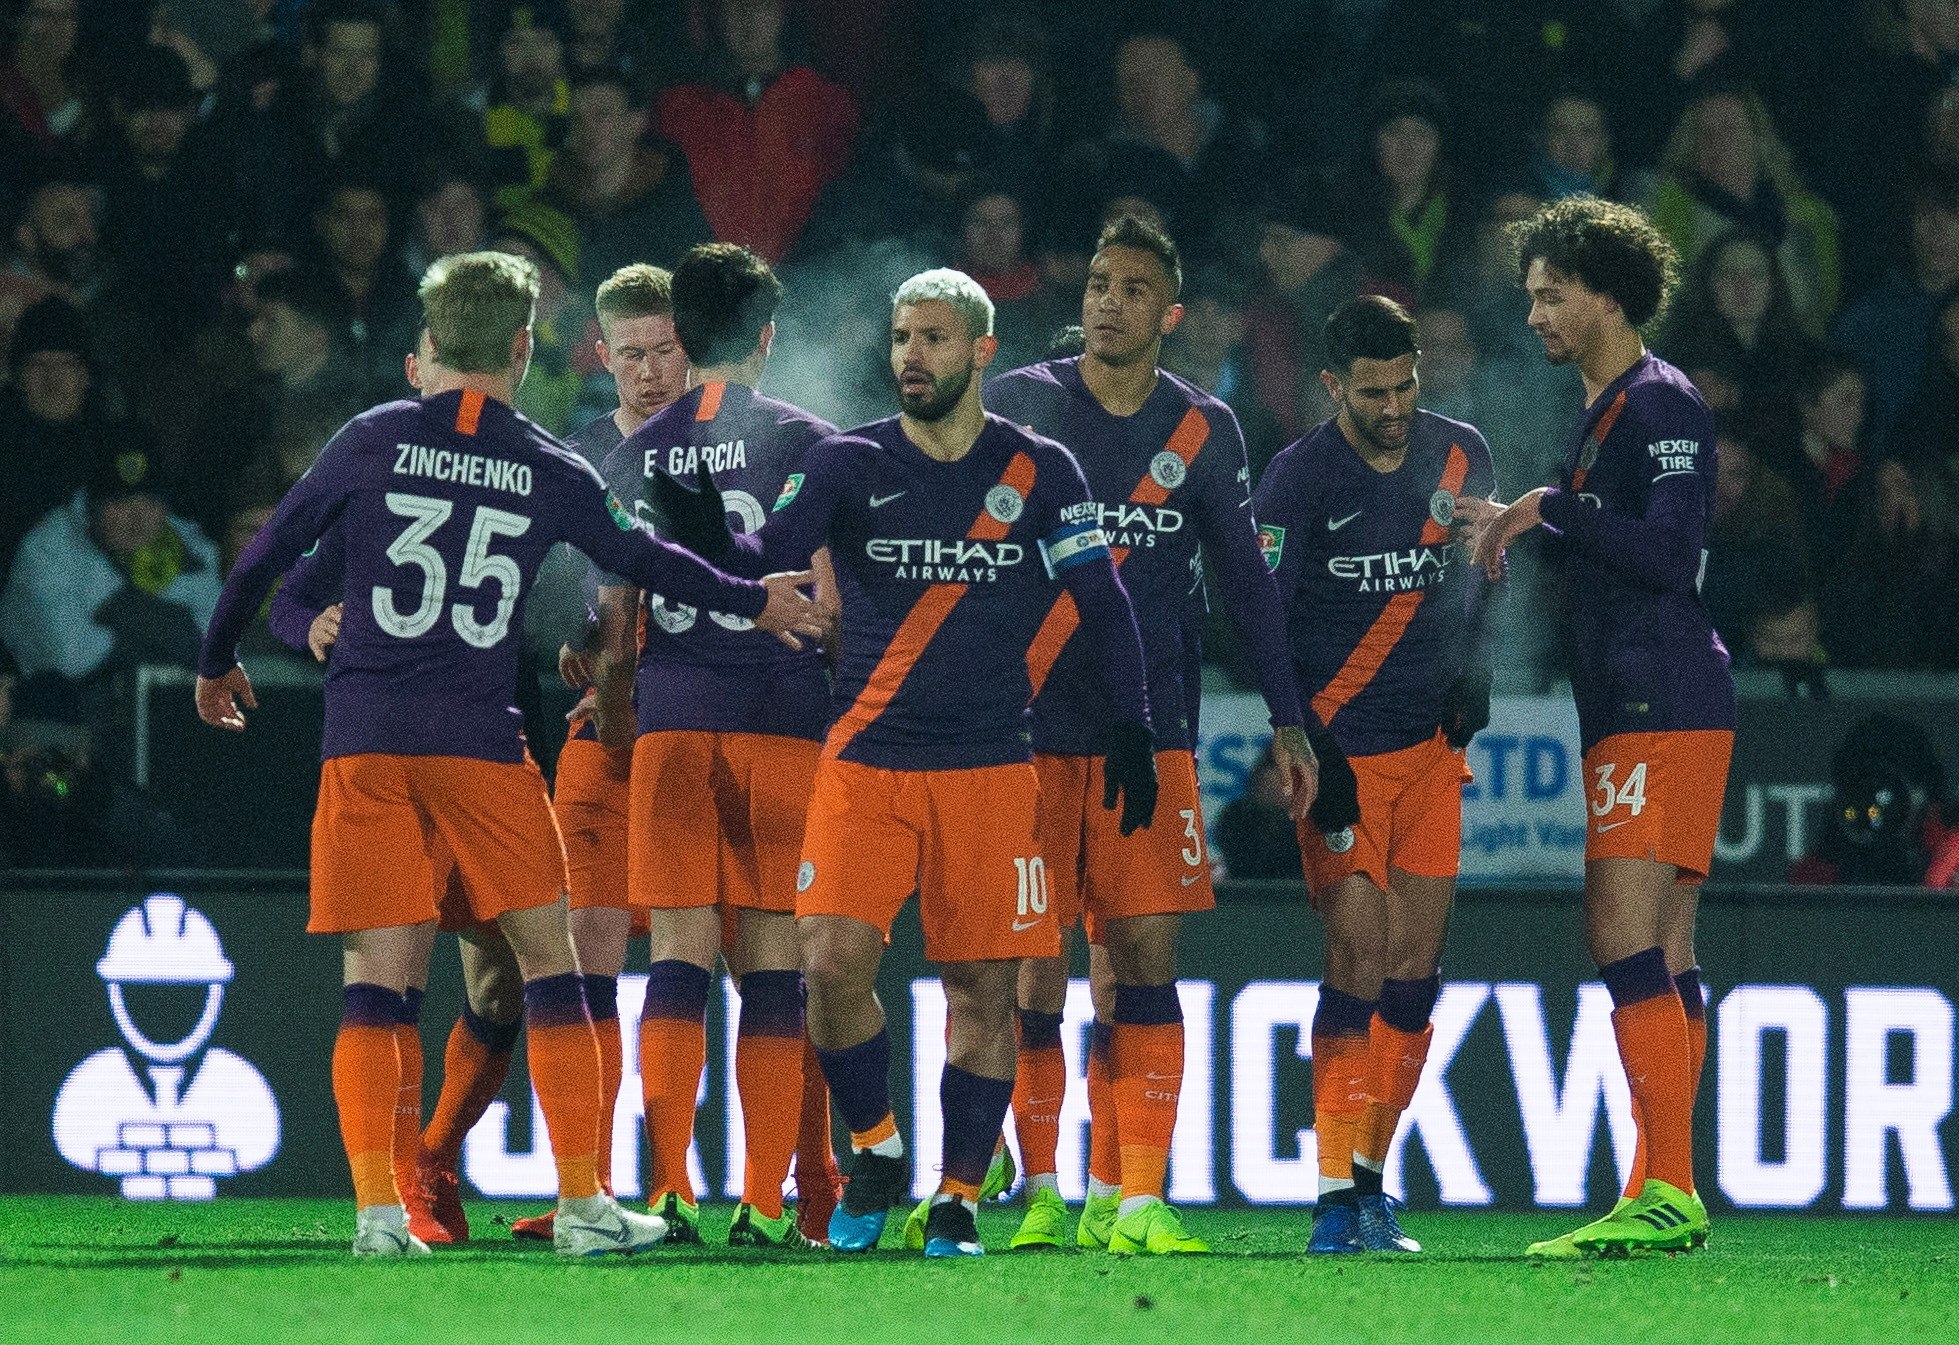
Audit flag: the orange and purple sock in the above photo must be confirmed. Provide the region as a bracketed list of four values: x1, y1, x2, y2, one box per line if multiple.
[815, 1027, 898, 1152]
[639, 960, 709, 1204]
[938, 1064, 1014, 1205]
[1110, 982, 1183, 1204]
[735, 970, 804, 1218]
[1311, 985, 1374, 1196]
[1602, 948, 1696, 1195]
[523, 972, 603, 1200]
[421, 1003, 518, 1167]
[1011, 1009, 1065, 1181]
[334, 983, 404, 1209]
[1085, 1019, 1120, 1190]
[583, 974, 621, 1195]
[390, 988, 425, 1200]
[794, 1036, 839, 1186]
[1356, 975, 1438, 1194]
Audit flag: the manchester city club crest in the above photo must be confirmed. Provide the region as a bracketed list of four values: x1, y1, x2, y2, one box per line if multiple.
[1150, 450, 1187, 490]
[1430, 489, 1456, 528]
[797, 861, 816, 892]
[1326, 827, 1356, 854]
[985, 484, 1025, 524]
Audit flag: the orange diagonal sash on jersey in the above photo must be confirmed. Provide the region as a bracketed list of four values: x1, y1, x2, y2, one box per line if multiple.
[822, 450, 1039, 760]
[1310, 442, 1470, 727]
[1025, 405, 1210, 695]
[1571, 389, 1627, 493]
[455, 389, 485, 435]
[694, 381, 726, 422]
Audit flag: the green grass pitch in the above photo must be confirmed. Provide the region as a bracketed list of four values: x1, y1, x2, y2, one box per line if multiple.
[2, 1198, 1950, 1345]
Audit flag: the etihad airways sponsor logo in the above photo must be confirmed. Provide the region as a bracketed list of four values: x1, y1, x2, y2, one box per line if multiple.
[866, 537, 1028, 582]
[1327, 544, 1451, 592]
[1091, 501, 1184, 548]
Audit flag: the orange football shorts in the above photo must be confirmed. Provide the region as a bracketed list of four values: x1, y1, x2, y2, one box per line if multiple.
[1582, 729, 1735, 882]
[1299, 730, 1471, 901]
[1035, 749, 1214, 942]
[628, 730, 819, 913]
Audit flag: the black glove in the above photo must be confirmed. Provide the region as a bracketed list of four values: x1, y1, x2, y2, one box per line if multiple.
[1100, 720, 1159, 836]
[1438, 671, 1492, 749]
[645, 462, 734, 560]
[1305, 727, 1360, 833]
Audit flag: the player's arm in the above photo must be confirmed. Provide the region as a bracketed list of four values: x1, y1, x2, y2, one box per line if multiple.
[267, 523, 347, 662]
[1440, 435, 1499, 749]
[590, 582, 638, 749]
[1197, 418, 1318, 819]
[196, 433, 357, 728]
[566, 471, 823, 648]
[1471, 404, 1712, 591]
[1043, 467, 1158, 835]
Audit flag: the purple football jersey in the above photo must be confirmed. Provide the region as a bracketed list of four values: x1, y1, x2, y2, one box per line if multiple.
[200, 390, 770, 764]
[745, 413, 1149, 771]
[984, 358, 1303, 754]
[596, 380, 836, 739]
[1256, 409, 1496, 758]
[1536, 353, 1736, 750]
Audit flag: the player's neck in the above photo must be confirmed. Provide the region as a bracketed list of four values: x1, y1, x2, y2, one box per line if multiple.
[417, 368, 517, 406]
[689, 357, 761, 391]
[613, 404, 647, 437]
[901, 394, 987, 463]
[1079, 348, 1161, 417]
[1579, 327, 1647, 405]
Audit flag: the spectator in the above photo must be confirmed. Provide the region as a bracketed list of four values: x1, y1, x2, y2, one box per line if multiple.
[535, 66, 711, 289]
[1817, 454, 1959, 669]
[482, 9, 570, 209]
[1242, 175, 1365, 438]
[956, 186, 1057, 374]
[400, 169, 489, 278]
[0, 295, 96, 568]
[1763, 348, 1871, 569]
[1790, 713, 1954, 886]
[0, 0, 85, 157]
[1164, 265, 1284, 476]
[1, 172, 101, 351]
[1214, 745, 1304, 881]
[1887, 289, 1959, 503]
[561, 0, 655, 86]
[1700, 423, 1809, 665]
[1640, 87, 1841, 338]
[655, 0, 859, 263]
[1832, 172, 1959, 442]
[1527, 90, 1620, 202]
[494, 199, 586, 434]
[307, 175, 418, 406]
[0, 436, 222, 700]
[959, 8, 1061, 208]
[1331, 80, 1476, 308]
[1659, 229, 1814, 430]
[1095, 32, 1268, 249]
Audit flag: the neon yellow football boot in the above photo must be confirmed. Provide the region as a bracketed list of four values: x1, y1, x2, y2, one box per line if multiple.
[1009, 1185, 1068, 1250]
[1076, 1191, 1120, 1249]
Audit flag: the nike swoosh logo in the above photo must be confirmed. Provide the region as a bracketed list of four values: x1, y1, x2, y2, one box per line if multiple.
[1328, 510, 1362, 531]
[1012, 917, 1046, 931]
[1180, 875, 1202, 886]
[1144, 1072, 1178, 1081]
[564, 1215, 633, 1245]
[870, 492, 906, 507]
[1595, 820, 1632, 833]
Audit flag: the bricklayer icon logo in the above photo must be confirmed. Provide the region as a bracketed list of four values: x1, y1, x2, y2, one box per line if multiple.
[52, 895, 278, 1199]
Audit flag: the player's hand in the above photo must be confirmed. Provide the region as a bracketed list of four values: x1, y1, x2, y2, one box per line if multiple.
[1304, 728, 1360, 833]
[1450, 494, 1503, 560]
[1438, 671, 1492, 749]
[1270, 723, 1319, 822]
[566, 687, 598, 725]
[1471, 488, 1546, 580]
[755, 570, 825, 650]
[1100, 720, 1159, 835]
[195, 664, 258, 732]
[307, 602, 341, 662]
[559, 641, 597, 690]
[648, 462, 735, 560]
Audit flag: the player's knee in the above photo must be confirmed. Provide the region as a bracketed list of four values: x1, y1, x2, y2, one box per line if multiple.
[799, 921, 878, 995]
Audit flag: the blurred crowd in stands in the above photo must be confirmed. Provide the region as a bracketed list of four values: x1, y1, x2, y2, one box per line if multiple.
[4, 0, 1959, 868]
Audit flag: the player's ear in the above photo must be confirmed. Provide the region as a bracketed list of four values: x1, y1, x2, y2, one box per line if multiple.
[973, 331, 999, 371]
[511, 325, 534, 365]
[1160, 302, 1185, 338]
[404, 351, 420, 390]
[757, 321, 776, 362]
[595, 338, 612, 372]
[1318, 368, 1342, 405]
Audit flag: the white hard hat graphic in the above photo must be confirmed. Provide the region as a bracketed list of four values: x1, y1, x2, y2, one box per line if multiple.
[97, 894, 235, 985]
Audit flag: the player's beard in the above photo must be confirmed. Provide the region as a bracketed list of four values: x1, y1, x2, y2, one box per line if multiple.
[1349, 405, 1411, 455]
[897, 363, 973, 422]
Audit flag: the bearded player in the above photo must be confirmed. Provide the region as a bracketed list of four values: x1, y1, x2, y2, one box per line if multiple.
[194, 251, 823, 1256]
[1461, 196, 1732, 1258]
[1254, 295, 1496, 1254]
[981, 217, 1317, 1256]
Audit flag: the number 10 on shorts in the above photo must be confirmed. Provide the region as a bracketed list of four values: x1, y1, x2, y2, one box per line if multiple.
[1013, 856, 1049, 917]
